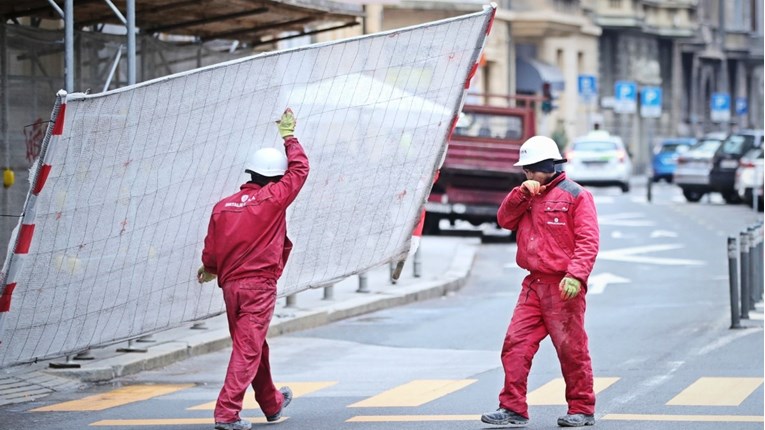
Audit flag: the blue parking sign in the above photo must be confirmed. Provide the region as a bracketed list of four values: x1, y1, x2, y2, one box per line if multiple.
[735, 97, 748, 115]
[578, 75, 597, 101]
[640, 86, 662, 118]
[711, 93, 730, 122]
[614, 81, 637, 114]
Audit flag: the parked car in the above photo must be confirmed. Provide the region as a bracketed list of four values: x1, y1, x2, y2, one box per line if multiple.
[709, 129, 764, 203]
[651, 137, 696, 183]
[563, 130, 632, 193]
[735, 147, 764, 210]
[675, 132, 727, 202]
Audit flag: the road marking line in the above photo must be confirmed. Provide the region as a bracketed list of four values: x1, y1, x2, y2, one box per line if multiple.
[31, 384, 194, 412]
[187, 381, 336, 410]
[348, 379, 476, 407]
[666, 377, 764, 406]
[347, 415, 480, 422]
[528, 377, 619, 405]
[603, 414, 763, 422]
[90, 417, 287, 426]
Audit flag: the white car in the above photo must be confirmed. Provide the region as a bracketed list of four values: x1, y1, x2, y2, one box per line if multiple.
[563, 130, 632, 193]
[735, 147, 764, 210]
[674, 132, 726, 202]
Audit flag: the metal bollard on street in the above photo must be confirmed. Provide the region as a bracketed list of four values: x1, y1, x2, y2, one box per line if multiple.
[285, 293, 297, 307]
[728, 237, 742, 329]
[740, 230, 751, 319]
[752, 223, 765, 303]
[323, 284, 334, 301]
[748, 227, 758, 309]
[413, 247, 422, 278]
[357, 272, 369, 293]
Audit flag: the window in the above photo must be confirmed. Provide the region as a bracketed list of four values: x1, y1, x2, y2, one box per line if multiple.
[609, 0, 622, 9]
[454, 112, 524, 140]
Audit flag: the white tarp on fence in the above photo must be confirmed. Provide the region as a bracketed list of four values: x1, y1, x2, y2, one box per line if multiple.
[0, 6, 493, 367]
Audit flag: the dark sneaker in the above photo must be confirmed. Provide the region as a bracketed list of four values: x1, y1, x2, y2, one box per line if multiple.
[266, 386, 293, 422]
[214, 419, 251, 430]
[480, 408, 529, 426]
[557, 414, 595, 427]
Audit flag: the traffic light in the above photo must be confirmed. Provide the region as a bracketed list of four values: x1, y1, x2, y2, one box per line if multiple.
[541, 82, 553, 114]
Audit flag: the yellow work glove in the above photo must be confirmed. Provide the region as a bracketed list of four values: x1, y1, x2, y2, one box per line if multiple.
[520, 180, 546, 196]
[197, 265, 216, 284]
[276, 108, 296, 138]
[559, 276, 582, 300]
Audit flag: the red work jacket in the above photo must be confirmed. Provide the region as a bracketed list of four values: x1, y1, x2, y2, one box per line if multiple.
[497, 172, 599, 285]
[202, 137, 309, 285]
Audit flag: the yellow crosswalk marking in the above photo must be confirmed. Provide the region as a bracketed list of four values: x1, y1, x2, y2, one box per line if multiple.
[90, 417, 286, 426]
[666, 377, 764, 406]
[348, 380, 476, 408]
[527, 377, 619, 405]
[348, 415, 480, 422]
[187, 382, 336, 410]
[603, 414, 763, 423]
[31, 384, 194, 412]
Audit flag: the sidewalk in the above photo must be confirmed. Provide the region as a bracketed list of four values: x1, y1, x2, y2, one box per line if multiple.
[0, 236, 480, 406]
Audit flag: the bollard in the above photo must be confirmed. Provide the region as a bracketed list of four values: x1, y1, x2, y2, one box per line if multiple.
[116, 339, 148, 353]
[285, 294, 297, 307]
[740, 230, 751, 319]
[754, 223, 764, 303]
[749, 227, 759, 309]
[413, 247, 422, 278]
[728, 237, 742, 329]
[357, 272, 369, 293]
[323, 284, 334, 301]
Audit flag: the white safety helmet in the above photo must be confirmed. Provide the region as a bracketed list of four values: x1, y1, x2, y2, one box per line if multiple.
[514, 135, 566, 166]
[245, 148, 288, 177]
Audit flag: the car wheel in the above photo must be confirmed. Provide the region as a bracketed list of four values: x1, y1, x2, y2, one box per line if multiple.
[682, 189, 704, 202]
[621, 182, 630, 193]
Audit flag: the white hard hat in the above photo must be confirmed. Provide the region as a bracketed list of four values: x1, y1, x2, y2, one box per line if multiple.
[245, 148, 287, 177]
[514, 135, 566, 166]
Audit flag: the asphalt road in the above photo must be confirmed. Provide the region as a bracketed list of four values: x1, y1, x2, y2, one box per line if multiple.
[2, 180, 763, 430]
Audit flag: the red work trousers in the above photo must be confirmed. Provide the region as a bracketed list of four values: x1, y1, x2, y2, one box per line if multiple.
[498, 274, 594, 418]
[214, 278, 284, 423]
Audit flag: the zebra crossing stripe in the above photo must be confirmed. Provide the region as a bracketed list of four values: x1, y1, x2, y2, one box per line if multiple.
[91, 417, 286, 426]
[666, 377, 764, 406]
[347, 415, 480, 422]
[348, 379, 476, 407]
[31, 384, 193, 411]
[603, 414, 763, 423]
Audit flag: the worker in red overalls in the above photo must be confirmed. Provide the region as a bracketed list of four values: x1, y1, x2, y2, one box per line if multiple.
[198, 108, 309, 430]
[481, 135, 599, 428]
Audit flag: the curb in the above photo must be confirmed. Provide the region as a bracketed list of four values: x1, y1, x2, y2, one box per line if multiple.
[44, 243, 478, 383]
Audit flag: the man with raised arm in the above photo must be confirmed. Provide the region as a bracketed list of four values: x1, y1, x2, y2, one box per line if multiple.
[198, 108, 309, 430]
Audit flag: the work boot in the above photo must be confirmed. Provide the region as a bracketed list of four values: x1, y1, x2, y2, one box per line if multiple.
[557, 414, 595, 427]
[266, 386, 293, 422]
[214, 419, 251, 430]
[480, 408, 529, 426]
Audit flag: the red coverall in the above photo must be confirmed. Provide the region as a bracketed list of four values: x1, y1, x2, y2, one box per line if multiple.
[496, 172, 599, 419]
[202, 137, 309, 423]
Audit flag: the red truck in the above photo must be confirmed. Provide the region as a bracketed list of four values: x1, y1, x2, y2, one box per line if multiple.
[423, 94, 538, 235]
